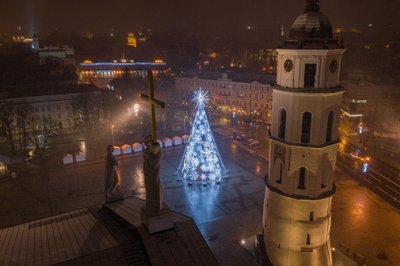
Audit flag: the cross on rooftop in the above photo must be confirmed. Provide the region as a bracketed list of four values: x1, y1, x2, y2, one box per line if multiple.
[140, 70, 165, 143]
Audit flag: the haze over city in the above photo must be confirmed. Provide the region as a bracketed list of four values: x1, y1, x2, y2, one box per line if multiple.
[0, 0, 399, 265]
[2, 0, 400, 33]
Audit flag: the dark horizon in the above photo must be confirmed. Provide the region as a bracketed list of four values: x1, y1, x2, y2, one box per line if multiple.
[1, 0, 400, 36]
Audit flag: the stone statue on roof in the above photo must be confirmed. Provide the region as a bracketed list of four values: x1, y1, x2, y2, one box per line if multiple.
[104, 145, 121, 200]
[142, 135, 163, 216]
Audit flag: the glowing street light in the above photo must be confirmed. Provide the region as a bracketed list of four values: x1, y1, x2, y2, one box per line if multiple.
[254, 110, 260, 140]
[358, 122, 364, 134]
[111, 125, 115, 145]
[133, 103, 139, 116]
[362, 162, 369, 173]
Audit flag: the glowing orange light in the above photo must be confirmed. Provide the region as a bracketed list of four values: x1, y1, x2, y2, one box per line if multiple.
[209, 52, 217, 59]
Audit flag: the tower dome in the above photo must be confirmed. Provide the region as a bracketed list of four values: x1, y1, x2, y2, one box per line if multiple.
[288, 0, 333, 40]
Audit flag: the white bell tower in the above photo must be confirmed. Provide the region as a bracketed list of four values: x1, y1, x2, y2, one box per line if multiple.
[262, 0, 345, 265]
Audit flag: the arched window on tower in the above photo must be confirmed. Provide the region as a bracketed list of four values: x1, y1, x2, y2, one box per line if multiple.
[298, 167, 306, 190]
[326, 111, 334, 142]
[304, 64, 316, 87]
[301, 112, 312, 144]
[278, 109, 286, 140]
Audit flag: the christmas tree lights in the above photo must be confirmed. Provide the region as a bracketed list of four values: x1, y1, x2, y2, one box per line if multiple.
[177, 88, 226, 184]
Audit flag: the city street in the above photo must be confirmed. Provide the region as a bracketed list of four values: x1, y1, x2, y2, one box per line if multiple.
[1, 125, 400, 265]
[232, 118, 400, 211]
[338, 136, 400, 210]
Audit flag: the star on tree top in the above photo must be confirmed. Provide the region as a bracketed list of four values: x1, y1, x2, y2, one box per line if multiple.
[192, 88, 209, 108]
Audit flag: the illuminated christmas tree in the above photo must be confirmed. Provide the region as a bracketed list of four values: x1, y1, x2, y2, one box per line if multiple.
[177, 88, 226, 185]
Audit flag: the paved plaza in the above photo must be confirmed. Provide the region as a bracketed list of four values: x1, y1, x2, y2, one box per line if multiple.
[1, 133, 400, 265]
[117, 138, 268, 265]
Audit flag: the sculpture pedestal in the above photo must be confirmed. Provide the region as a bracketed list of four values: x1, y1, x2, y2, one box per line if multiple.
[141, 206, 174, 234]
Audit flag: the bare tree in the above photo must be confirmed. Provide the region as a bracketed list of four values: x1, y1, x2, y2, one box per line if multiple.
[0, 102, 16, 154]
[70, 93, 103, 129]
[15, 103, 32, 157]
[26, 117, 58, 153]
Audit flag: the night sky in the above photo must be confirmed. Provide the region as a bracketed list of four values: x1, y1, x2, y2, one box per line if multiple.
[1, 0, 399, 34]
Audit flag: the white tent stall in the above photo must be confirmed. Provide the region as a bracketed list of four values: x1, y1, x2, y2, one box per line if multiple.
[75, 152, 86, 162]
[163, 138, 173, 147]
[132, 143, 143, 152]
[173, 136, 182, 145]
[112, 146, 122, 156]
[63, 154, 73, 164]
[182, 135, 189, 144]
[121, 144, 132, 155]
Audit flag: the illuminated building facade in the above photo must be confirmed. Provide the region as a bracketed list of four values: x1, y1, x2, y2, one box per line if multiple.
[175, 72, 274, 122]
[262, 1, 345, 265]
[37, 46, 76, 66]
[341, 81, 400, 139]
[0, 91, 105, 130]
[79, 60, 168, 86]
[127, 32, 137, 47]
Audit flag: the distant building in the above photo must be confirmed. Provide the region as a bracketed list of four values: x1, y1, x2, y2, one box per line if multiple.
[83, 31, 94, 39]
[27, 34, 76, 66]
[240, 49, 278, 73]
[37, 45, 76, 66]
[12, 36, 32, 44]
[341, 80, 400, 139]
[136, 30, 148, 43]
[0, 90, 106, 131]
[127, 32, 137, 47]
[175, 71, 275, 122]
[0, 154, 11, 178]
[79, 59, 169, 88]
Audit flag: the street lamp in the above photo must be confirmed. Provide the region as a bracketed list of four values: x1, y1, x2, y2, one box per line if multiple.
[254, 110, 260, 140]
[183, 113, 188, 135]
[133, 103, 139, 116]
[358, 121, 364, 144]
[111, 125, 115, 145]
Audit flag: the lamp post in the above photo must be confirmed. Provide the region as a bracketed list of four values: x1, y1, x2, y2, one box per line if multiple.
[254, 110, 259, 141]
[358, 121, 364, 144]
[111, 125, 115, 145]
[183, 114, 187, 135]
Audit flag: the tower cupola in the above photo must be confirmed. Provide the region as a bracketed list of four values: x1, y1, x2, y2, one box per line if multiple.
[289, 0, 333, 40]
